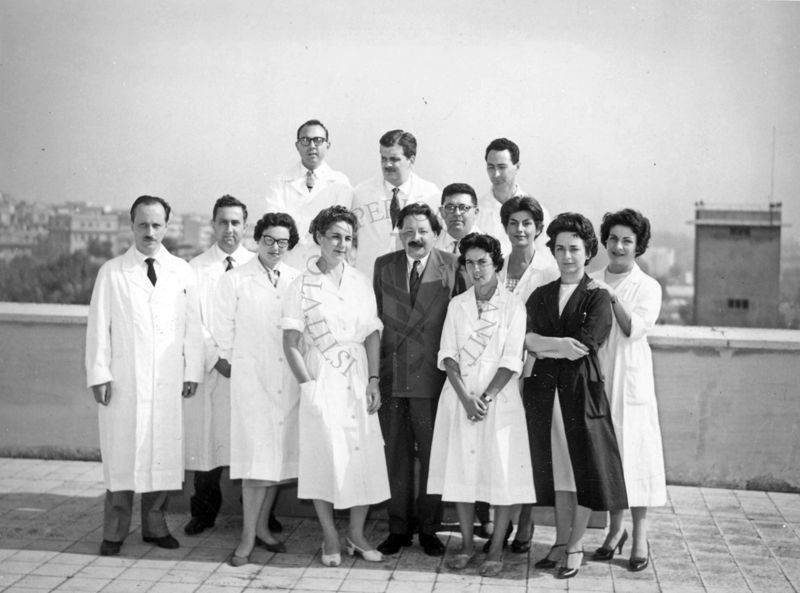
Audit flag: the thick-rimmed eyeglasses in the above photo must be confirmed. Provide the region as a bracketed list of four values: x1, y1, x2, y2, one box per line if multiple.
[261, 236, 290, 249]
[442, 204, 474, 214]
[297, 136, 327, 147]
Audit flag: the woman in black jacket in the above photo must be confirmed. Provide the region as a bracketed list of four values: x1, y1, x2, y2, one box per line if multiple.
[523, 212, 627, 579]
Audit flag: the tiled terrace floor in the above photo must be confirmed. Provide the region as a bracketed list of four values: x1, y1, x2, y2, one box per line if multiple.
[1, 457, 799, 592]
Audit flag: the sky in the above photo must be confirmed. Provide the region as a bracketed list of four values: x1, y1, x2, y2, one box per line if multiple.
[1, 0, 799, 237]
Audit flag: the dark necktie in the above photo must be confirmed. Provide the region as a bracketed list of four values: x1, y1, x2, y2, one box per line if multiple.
[145, 258, 157, 286]
[452, 239, 459, 254]
[272, 268, 280, 287]
[409, 259, 421, 307]
[225, 255, 234, 271]
[389, 187, 401, 229]
[306, 169, 315, 192]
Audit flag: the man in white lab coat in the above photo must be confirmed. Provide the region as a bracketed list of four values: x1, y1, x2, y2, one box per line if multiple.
[183, 195, 255, 536]
[351, 129, 440, 280]
[264, 119, 352, 270]
[476, 138, 551, 256]
[85, 195, 204, 557]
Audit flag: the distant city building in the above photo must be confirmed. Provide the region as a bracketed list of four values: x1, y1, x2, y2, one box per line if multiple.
[0, 229, 41, 262]
[693, 202, 782, 328]
[181, 213, 213, 250]
[641, 246, 675, 279]
[47, 203, 121, 255]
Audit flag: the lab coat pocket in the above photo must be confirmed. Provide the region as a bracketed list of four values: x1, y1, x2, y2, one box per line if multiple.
[584, 354, 609, 419]
[300, 380, 323, 418]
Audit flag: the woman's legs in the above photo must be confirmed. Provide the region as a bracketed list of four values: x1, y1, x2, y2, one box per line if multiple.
[515, 504, 534, 543]
[313, 499, 340, 555]
[486, 505, 514, 562]
[255, 485, 280, 544]
[563, 498, 591, 570]
[455, 502, 476, 554]
[599, 509, 626, 549]
[235, 480, 268, 558]
[347, 505, 374, 550]
[630, 506, 649, 559]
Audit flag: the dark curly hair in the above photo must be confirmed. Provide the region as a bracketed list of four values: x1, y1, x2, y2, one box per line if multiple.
[309, 205, 359, 245]
[458, 232, 504, 272]
[499, 195, 544, 235]
[546, 212, 598, 263]
[599, 208, 651, 256]
[397, 201, 442, 235]
[213, 194, 248, 221]
[253, 212, 300, 249]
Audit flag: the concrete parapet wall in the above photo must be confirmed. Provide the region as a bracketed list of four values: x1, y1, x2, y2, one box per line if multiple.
[2, 303, 799, 493]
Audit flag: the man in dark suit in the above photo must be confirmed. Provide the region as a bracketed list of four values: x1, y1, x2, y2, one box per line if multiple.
[373, 201, 465, 557]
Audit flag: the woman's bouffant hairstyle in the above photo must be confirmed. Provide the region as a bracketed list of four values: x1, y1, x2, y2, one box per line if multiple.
[309, 205, 359, 245]
[458, 232, 505, 272]
[599, 208, 651, 256]
[253, 212, 300, 249]
[500, 195, 544, 235]
[546, 212, 599, 264]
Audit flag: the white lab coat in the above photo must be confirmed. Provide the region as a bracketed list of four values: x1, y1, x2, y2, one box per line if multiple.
[265, 161, 353, 270]
[427, 284, 535, 505]
[85, 246, 204, 492]
[282, 262, 389, 508]
[499, 249, 560, 378]
[351, 172, 440, 279]
[591, 264, 667, 507]
[184, 243, 255, 471]
[214, 258, 301, 481]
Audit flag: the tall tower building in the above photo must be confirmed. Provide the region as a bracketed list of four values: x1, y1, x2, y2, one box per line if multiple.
[693, 203, 782, 328]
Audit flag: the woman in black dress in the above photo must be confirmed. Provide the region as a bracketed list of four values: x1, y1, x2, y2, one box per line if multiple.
[523, 212, 627, 579]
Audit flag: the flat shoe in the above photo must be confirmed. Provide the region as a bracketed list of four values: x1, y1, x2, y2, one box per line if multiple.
[227, 552, 250, 567]
[479, 560, 504, 577]
[255, 536, 286, 553]
[447, 552, 474, 570]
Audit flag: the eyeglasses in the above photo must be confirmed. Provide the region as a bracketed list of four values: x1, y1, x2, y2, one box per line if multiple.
[297, 136, 327, 147]
[464, 259, 493, 269]
[261, 235, 290, 249]
[442, 204, 474, 214]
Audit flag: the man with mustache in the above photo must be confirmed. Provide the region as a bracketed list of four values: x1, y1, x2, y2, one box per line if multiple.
[372, 202, 465, 557]
[86, 195, 203, 556]
[264, 119, 352, 270]
[183, 195, 255, 537]
[352, 129, 440, 280]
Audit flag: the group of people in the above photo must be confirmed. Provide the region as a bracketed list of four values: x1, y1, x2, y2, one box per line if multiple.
[85, 122, 666, 580]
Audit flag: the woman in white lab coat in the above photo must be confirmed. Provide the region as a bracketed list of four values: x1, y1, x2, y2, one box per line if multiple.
[495, 195, 559, 552]
[214, 213, 301, 566]
[428, 233, 535, 578]
[589, 209, 666, 572]
[283, 205, 389, 567]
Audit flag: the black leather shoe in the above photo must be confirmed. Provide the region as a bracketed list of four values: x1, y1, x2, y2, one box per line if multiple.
[143, 534, 180, 549]
[268, 511, 283, 533]
[510, 538, 531, 553]
[99, 540, 122, 556]
[593, 529, 628, 561]
[419, 534, 445, 557]
[377, 533, 413, 555]
[184, 517, 213, 536]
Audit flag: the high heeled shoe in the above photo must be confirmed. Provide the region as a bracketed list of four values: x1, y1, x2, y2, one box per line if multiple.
[593, 529, 628, 561]
[320, 541, 341, 567]
[345, 537, 383, 562]
[556, 549, 584, 579]
[534, 543, 565, 569]
[629, 543, 650, 572]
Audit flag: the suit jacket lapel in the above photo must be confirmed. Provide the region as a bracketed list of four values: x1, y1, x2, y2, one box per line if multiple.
[406, 249, 448, 329]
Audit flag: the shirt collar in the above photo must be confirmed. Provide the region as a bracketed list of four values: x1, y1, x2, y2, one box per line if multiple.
[406, 251, 431, 274]
[133, 244, 164, 265]
[384, 175, 413, 197]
